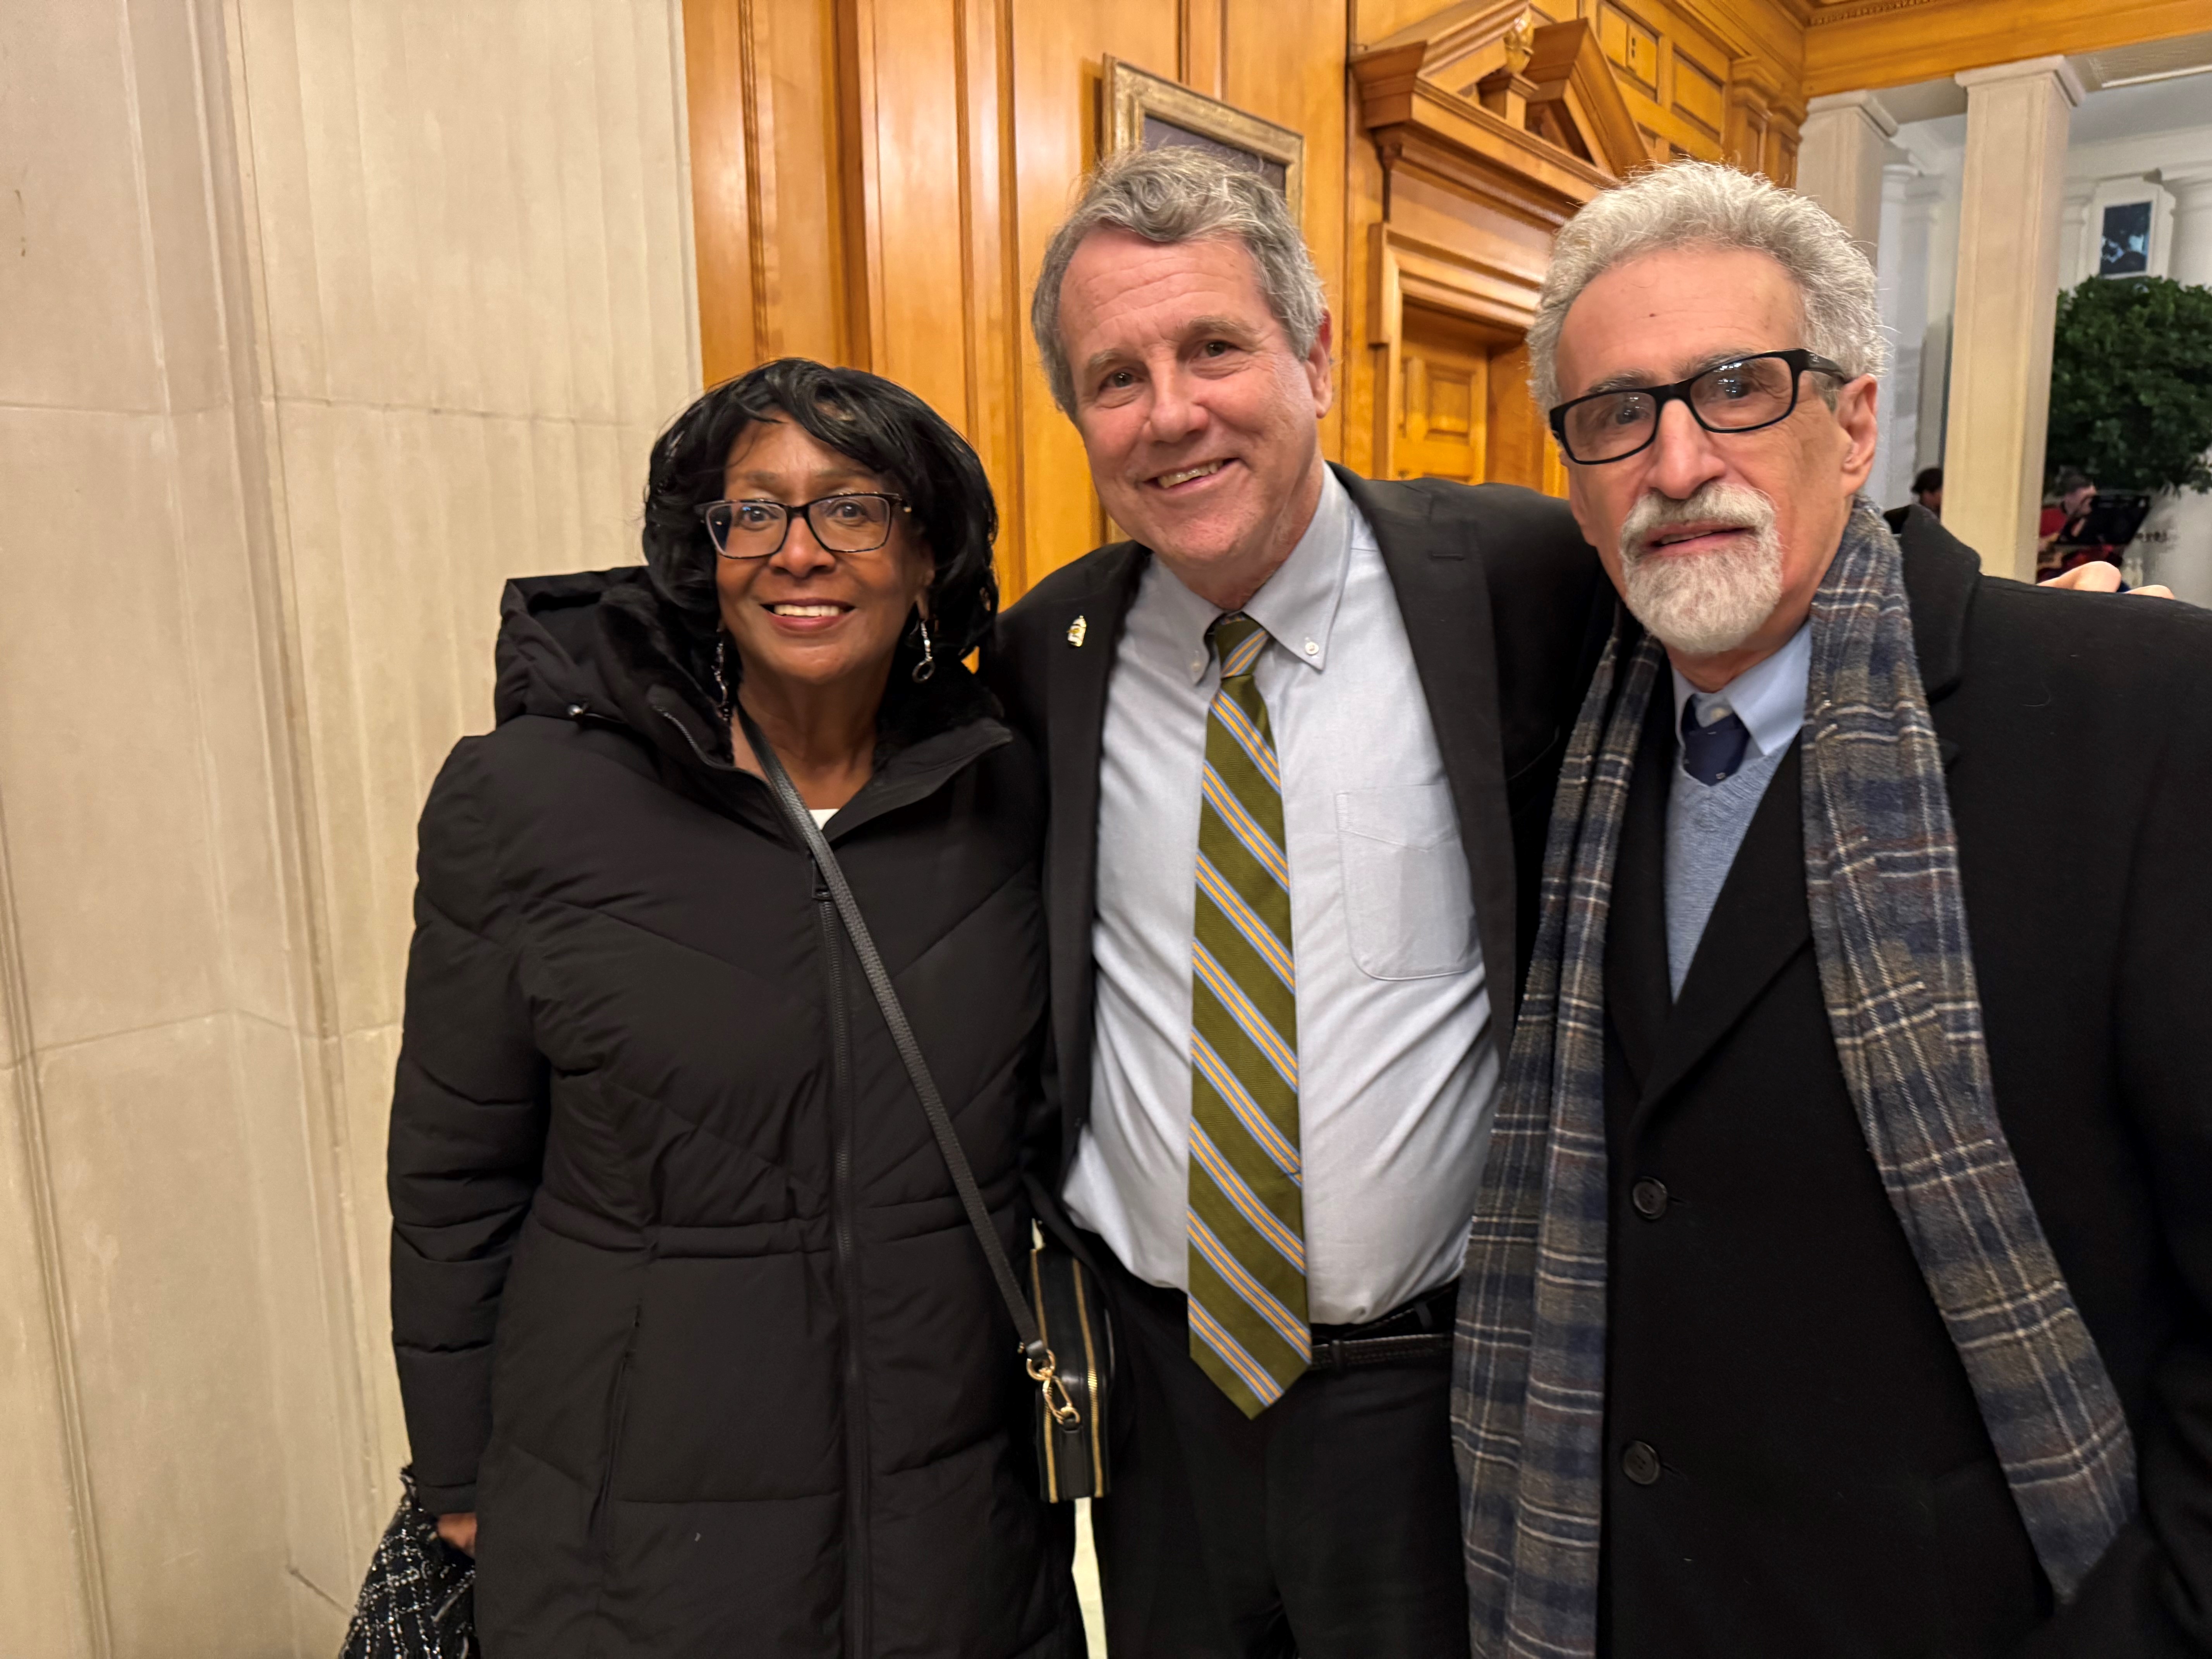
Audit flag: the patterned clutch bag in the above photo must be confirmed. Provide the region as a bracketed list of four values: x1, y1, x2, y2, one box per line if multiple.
[340, 1468, 477, 1659]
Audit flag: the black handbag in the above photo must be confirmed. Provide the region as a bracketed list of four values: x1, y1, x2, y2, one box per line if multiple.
[1026, 1228, 1112, 1501]
[340, 1468, 476, 1658]
[744, 708, 1112, 1501]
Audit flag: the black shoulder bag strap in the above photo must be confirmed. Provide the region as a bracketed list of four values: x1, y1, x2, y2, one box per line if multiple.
[738, 708, 1081, 1435]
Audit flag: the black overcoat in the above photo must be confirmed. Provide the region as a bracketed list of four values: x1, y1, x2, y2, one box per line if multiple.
[386, 568, 1079, 1659]
[1599, 510, 2212, 1656]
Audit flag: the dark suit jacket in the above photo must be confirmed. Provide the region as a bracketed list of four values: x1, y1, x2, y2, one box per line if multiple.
[986, 465, 1612, 1232]
[1601, 512, 2212, 1657]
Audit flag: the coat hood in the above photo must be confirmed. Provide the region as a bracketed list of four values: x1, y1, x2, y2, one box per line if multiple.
[490, 565, 1001, 778]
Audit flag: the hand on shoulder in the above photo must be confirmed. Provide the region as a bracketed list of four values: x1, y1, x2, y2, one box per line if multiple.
[2038, 562, 2172, 599]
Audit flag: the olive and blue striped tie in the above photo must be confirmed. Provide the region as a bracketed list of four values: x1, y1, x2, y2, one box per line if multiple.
[1187, 613, 1309, 1417]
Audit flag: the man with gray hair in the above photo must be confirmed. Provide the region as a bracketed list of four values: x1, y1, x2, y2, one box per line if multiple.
[989, 146, 1610, 1654]
[1456, 160, 2212, 1656]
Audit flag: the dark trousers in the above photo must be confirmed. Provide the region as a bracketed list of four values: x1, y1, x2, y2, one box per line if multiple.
[1090, 1249, 1470, 1659]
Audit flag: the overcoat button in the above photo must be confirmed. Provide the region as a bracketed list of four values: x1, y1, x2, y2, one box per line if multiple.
[1631, 1176, 1669, 1220]
[1622, 1440, 1663, 1486]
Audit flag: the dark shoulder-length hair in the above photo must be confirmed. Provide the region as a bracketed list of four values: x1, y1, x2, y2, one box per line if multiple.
[640, 357, 1000, 678]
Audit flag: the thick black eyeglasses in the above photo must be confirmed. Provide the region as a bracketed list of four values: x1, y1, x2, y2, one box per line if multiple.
[1547, 349, 1850, 465]
[696, 492, 912, 560]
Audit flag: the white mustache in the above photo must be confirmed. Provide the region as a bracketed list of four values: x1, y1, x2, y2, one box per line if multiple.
[1620, 483, 1777, 560]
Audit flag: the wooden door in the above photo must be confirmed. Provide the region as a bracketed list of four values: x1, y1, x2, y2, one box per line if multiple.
[1396, 303, 1491, 483]
[1486, 338, 1570, 497]
[1392, 303, 1566, 495]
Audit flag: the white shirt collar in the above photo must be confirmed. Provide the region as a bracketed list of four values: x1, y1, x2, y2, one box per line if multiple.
[1158, 467, 1353, 685]
[1669, 620, 1812, 764]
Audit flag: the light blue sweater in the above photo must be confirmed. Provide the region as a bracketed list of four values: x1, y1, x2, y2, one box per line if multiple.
[1662, 623, 1812, 997]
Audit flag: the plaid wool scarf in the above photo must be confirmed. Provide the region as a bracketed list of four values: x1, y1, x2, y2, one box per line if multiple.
[1452, 509, 2138, 1657]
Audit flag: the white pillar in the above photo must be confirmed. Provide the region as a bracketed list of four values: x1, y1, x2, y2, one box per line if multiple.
[2167, 167, 2212, 286]
[2135, 167, 2212, 602]
[1913, 163, 1962, 477]
[1796, 91, 1899, 251]
[1874, 164, 1918, 508]
[2058, 183, 2095, 286]
[1943, 57, 2083, 579]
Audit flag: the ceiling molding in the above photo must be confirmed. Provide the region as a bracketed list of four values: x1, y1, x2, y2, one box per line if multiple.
[1805, 0, 2212, 97]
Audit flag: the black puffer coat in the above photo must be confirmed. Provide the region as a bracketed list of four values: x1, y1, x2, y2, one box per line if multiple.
[386, 568, 1079, 1659]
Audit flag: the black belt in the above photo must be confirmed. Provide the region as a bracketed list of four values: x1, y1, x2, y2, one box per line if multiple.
[1308, 1280, 1457, 1370]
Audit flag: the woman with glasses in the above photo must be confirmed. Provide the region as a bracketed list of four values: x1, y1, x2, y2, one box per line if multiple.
[385, 358, 1080, 1657]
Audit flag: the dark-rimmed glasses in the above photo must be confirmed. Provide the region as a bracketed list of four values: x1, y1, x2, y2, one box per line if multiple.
[1547, 349, 1850, 465]
[697, 492, 911, 560]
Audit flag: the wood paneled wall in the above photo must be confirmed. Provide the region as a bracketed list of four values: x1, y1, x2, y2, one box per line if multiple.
[680, 0, 2195, 599]
[679, 0, 1804, 595]
[685, 0, 1357, 597]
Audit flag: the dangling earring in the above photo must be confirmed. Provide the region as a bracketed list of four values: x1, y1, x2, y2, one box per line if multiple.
[910, 613, 937, 684]
[713, 633, 734, 719]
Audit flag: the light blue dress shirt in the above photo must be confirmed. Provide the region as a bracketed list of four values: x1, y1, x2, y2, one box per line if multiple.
[1663, 622, 1811, 995]
[1068, 469, 1498, 1325]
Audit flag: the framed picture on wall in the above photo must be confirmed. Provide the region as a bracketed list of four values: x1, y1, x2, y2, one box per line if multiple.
[1102, 58, 1305, 227]
[2077, 177, 2174, 282]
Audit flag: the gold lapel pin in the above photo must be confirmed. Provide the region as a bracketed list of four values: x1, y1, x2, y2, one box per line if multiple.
[1067, 615, 1088, 648]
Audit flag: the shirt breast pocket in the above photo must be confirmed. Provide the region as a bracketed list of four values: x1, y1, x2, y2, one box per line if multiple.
[1335, 784, 1478, 981]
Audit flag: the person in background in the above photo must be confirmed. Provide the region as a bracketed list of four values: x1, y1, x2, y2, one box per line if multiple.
[1881, 464, 1942, 534]
[2037, 465, 2099, 577]
[1457, 159, 2212, 1659]
[386, 358, 1079, 1657]
[1913, 464, 1943, 515]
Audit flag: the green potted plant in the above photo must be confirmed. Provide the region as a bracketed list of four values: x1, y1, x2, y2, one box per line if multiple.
[2046, 275, 2212, 599]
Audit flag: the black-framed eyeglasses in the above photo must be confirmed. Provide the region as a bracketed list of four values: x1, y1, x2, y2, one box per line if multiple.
[696, 492, 912, 559]
[1547, 349, 1850, 465]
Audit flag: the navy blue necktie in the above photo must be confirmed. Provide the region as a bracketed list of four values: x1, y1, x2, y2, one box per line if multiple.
[1680, 697, 1751, 786]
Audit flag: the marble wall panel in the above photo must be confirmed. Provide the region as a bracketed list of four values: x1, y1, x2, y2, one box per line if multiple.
[168, 406, 299, 1031]
[37, 1016, 292, 1656]
[227, 1014, 366, 1605]
[0, 2, 696, 1648]
[338, 1020, 410, 1513]
[122, 0, 235, 419]
[0, 0, 161, 414]
[0, 1059, 101, 1659]
[230, 0, 695, 424]
[0, 409, 227, 1050]
[221, 0, 329, 406]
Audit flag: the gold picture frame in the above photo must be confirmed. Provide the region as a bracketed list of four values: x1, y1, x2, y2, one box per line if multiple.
[1101, 58, 1305, 228]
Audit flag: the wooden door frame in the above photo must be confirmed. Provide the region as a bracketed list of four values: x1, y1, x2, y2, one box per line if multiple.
[1369, 223, 1544, 481]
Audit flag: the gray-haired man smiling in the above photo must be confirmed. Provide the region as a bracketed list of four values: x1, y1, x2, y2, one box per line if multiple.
[989, 147, 1611, 1657]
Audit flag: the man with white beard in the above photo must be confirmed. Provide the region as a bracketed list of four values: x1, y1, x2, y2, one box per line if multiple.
[1452, 162, 2212, 1659]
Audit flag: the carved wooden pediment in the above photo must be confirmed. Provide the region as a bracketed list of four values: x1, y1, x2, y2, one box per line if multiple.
[1354, 11, 1652, 233]
[1354, 43, 1612, 232]
[1518, 19, 1650, 177]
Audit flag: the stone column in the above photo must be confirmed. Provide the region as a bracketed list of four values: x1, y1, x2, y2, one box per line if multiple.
[1942, 57, 2083, 579]
[2168, 167, 2212, 285]
[1874, 163, 1936, 508]
[1796, 91, 1898, 251]
[2135, 167, 2212, 602]
[2058, 182, 2096, 286]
